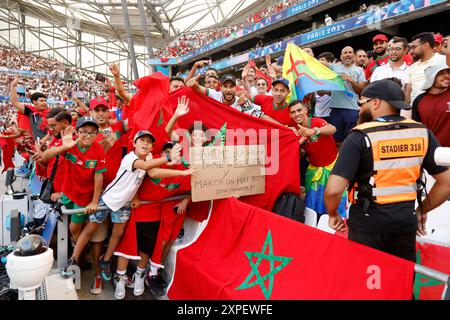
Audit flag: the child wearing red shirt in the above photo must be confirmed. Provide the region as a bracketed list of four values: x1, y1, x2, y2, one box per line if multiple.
[42, 116, 106, 274]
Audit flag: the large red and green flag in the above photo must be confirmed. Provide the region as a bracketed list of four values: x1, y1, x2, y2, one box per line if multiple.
[127, 72, 173, 153]
[282, 42, 349, 102]
[168, 197, 415, 300]
[414, 242, 450, 300]
[169, 87, 300, 214]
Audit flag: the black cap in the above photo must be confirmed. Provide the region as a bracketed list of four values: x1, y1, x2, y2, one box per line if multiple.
[162, 141, 176, 150]
[76, 116, 99, 130]
[220, 74, 236, 85]
[361, 79, 411, 110]
[133, 130, 155, 143]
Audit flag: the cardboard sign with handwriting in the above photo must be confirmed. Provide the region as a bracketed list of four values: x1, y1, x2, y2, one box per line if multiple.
[190, 145, 266, 202]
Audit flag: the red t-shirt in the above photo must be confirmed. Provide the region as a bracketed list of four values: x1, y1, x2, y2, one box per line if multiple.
[253, 95, 293, 125]
[95, 121, 126, 186]
[61, 142, 106, 207]
[47, 136, 65, 192]
[403, 54, 414, 66]
[134, 177, 163, 221]
[302, 117, 337, 167]
[417, 89, 450, 147]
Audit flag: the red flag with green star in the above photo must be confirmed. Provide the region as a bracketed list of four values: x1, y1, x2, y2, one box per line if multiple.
[127, 72, 172, 153]
[168, 197, 415, 300]
[169, 87, 300, 214]
[414, 242, 450, 300]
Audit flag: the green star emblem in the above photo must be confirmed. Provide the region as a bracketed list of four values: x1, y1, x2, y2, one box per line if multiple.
[236, 230, 292, 300]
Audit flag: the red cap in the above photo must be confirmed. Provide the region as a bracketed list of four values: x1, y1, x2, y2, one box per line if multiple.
[372, 34, 388, 43]
[89, 96, 109, 110]
[434, 34, 444, 44]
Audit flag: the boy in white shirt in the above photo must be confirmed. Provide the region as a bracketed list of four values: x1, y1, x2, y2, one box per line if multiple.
[95, 130, 181, 283]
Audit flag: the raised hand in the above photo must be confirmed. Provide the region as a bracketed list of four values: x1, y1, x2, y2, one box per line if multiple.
[195, 60, 211, 68]
[61, 126, 78, 150]
[11, 77, 20, 88]
[241, 64, 249, 79]
[175, 96, 190, 117]
[169, 143, 182, 164]
[109, 63, 120, 78]
[186, 74, 201, 88]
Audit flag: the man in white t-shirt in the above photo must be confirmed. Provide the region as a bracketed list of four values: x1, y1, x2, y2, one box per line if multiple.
[405, 32, 449, 105]
[370, 37, 410, 90]
[96, 130, 181, 286]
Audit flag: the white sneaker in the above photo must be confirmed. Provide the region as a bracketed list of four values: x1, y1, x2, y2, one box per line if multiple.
[114, 274, 127, 300]
[133, 271, 146, 296]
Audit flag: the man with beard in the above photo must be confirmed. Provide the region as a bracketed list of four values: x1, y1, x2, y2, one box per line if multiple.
[324, 79, 450, 270]
[289, 100, 346, 219]
[370, 37, 410, 90]
[321, 46, 367, 146]
[355, 49, 368, 69]
[365, 34, 391, 80]
[187, 73, 281, 124]
[412, 64, 450, 147]
[253, 78, 292, 125]
[405, 32, 449, 106]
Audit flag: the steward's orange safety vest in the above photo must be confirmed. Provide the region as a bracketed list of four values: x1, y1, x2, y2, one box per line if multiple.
[349, 119, 428, 205]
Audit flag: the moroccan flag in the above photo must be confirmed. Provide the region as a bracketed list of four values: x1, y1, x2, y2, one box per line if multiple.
[414, 242, 450, 300]
[16, 112, 32, 134]
[127, 72, 173, 153]
[169, 87, 300, 213]
[282, 42, 349, 102]
[168, 198, 415, 300]
[0, 135, 15, 173]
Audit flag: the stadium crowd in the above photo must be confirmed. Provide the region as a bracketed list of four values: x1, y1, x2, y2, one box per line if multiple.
[155, 0, 403, 58]
[0, 23, 449, 301]
[155, 0, 306, 58]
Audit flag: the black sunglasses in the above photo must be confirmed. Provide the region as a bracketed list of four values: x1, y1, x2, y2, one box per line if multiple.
[357, 98, 375, 107]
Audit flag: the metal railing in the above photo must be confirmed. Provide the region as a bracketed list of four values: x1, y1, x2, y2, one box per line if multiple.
[56, 195, 189, 270]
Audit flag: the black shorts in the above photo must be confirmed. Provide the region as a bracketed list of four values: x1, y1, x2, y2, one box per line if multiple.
[348, 227, 416, 262]
[136, 221, 160, 257]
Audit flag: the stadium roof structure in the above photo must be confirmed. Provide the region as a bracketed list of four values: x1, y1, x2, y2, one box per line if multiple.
[1, 0, 270, 48]
[1, 0, 267, 79]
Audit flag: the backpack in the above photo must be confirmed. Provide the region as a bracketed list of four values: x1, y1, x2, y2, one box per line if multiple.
[272, 192, 305, 223]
